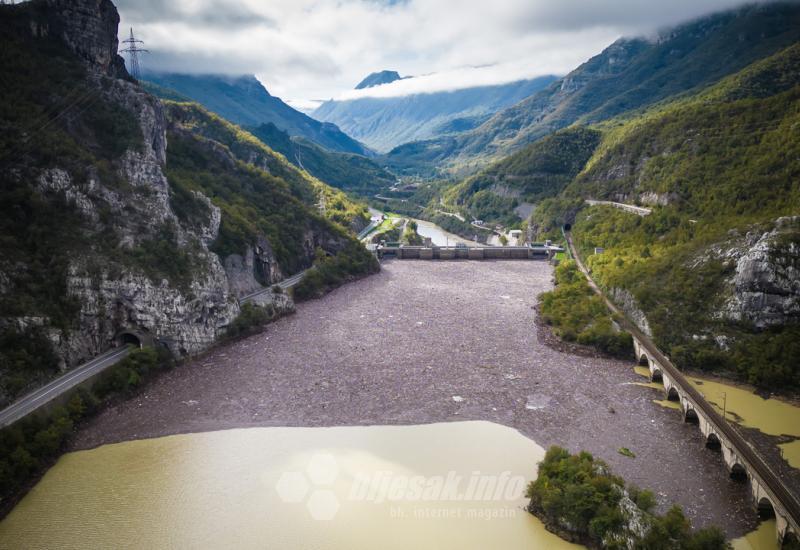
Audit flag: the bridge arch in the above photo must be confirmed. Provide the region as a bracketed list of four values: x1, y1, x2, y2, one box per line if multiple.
[683, 407, 699, 424]
[730, 463, 748, 482]
[650, 369, 663, 383]
[666, 386, 680, 401]
[757, 497, 776, 519]
[783, 530, 798, 547]
[706, 433, 721, 451]
[638, 354, 649, 366]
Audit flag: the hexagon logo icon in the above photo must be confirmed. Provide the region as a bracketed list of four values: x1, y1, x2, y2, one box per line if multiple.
[306, 452, 339, 486]
[306, 489, 340, 521]
[274, 453, 343, 520]
[275, 471, 310, 503]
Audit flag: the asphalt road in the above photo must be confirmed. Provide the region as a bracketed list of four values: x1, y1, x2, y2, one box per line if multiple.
[0, 346, 131, 428]
[2, 267, 310, 428]
[240, 270, 308, 304]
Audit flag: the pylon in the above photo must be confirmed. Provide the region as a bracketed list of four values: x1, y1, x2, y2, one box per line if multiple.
[121, 28, 148, 81]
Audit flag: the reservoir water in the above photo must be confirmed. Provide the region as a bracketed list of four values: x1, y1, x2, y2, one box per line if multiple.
[633, 367, 800, 468]
[0, 422, 581, 549]
[3, 260, 793, 547]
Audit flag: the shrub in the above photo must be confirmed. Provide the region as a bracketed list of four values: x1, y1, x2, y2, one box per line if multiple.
[226, 303, 274, 338]
[527, 446, 729, 549]
[294, 242, 379, 300]
[539, 260, 633, 358]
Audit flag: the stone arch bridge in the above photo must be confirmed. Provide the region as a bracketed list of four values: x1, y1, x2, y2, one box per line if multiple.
[564, 231, 799, 546]
[633, 308, 799, 545]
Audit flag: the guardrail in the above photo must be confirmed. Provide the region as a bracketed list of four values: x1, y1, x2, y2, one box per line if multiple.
[239, 269, 308, 304]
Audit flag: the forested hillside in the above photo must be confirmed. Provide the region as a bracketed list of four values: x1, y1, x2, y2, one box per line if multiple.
[248, 122, 396, 193]
[385, 3, 800, 177]
[443, 128, 602, 225]
[533, 43, 800, 389]
[143, 72, 372, 156]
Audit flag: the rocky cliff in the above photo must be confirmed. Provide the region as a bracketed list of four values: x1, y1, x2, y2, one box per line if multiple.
[0, 0, 373, 405]
[31, 0, 128, 78]
[8, 0, 240, 368]
[722, 217, 800, 328]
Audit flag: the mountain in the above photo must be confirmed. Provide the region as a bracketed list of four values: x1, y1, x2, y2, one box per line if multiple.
[0, 0, 375, 405]
[442, 127, 602, 225]
[248, 122, 396, 193]
[386, 2, 800, 176]
[314, 76, 557, 152]
[355, 70, 403, 89]
[142, 72, 372, 156]
[532, 42, 800, 390]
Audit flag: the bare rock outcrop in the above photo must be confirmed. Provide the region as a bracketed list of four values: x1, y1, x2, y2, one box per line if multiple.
[723, 216, 800, 328]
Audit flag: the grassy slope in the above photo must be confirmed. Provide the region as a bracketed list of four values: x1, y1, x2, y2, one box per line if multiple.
[163, 102, 370, 228]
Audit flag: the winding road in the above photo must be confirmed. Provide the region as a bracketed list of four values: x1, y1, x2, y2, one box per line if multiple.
[0, 346, 131, 428]
[240, 270, 308, 304]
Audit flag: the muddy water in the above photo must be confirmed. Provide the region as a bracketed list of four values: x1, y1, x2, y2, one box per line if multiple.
[0, 422, 581, 550]
[412, 217, 483, 247]
[731, 519, 778, 550]
[66, 261, 759, 537]
[632, 367, 800, 468]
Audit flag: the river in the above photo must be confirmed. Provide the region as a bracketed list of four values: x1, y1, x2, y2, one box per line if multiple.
[368, 208, 484, 247]
[2, 260, 797, 547]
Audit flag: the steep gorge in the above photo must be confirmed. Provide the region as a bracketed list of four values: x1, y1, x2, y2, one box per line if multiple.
[0, 0, 375, 406]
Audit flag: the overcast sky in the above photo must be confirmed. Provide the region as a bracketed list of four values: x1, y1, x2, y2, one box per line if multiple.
[115, 0, 767, 110]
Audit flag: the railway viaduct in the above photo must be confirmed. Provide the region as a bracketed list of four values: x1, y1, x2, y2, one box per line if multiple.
[566, 232, 799, 546]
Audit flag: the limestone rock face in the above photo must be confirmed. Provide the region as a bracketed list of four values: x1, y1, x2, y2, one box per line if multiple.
[247, 288, 295, 315]
[42, 0, 128, 77]
[64, 260, 238, 363]
[4, 0, 244, 370]
[609, 287, 653, 337]
[37, 72, 242, 367]
[724, 216, 800, 328]
[224, 237, 284, 298]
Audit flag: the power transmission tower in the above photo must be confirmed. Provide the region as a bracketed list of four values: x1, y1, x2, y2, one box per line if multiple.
[121, 28, 148, 81]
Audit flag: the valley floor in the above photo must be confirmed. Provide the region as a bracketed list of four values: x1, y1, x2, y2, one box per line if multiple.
[72, 261, 765, 536]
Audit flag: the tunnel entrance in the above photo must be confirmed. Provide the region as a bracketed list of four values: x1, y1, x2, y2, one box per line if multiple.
[117, 332, 142, 348]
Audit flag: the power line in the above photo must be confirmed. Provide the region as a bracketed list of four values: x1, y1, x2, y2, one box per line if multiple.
[120, 28, 148, 81]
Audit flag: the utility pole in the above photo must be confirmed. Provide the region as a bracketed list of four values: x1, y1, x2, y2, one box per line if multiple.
[121, 28, 148, 81]
[721, 392, 727, 420]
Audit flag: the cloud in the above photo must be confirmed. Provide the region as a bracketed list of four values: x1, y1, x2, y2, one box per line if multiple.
[114, 0, 770, 105]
